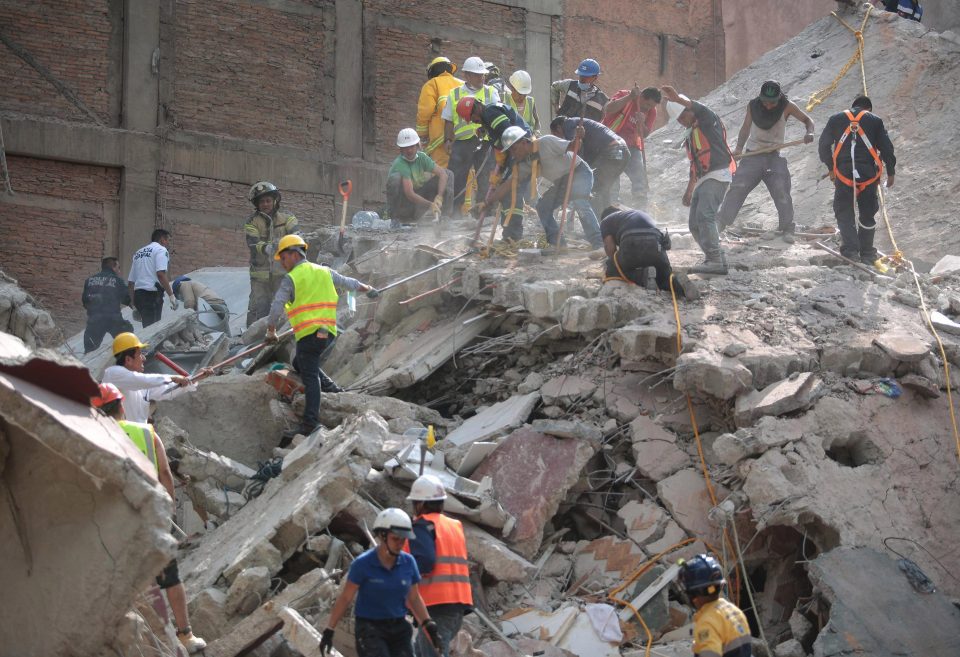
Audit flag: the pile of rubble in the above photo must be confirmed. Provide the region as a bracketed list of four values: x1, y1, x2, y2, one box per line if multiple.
[0, 270, 60, 348]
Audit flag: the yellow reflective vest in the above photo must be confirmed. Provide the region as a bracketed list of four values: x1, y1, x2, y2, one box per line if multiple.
[285, 262, 339, 341]
[447, 85, 496, 140]
[119, 420, 158, 472]
[507, 94, 539, 133]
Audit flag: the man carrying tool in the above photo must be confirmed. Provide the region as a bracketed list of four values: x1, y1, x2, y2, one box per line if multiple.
[603, 86, 661, 205]
[488, 125, 603, 249]
[265, 234, 377, 444]
[550, 115, 629, 215]
[507, 70, 540, 134]
[128, 229, 177, 327]
[662, 85, 735, 275]
[678, 554, 752, 657]
[551, 58, 609, 122]
[818, 95, 896, 272]
[102, 332, 207, 424]
[715, 80, 816, 242]
[442, 57, 500, 216]
[244, 181, 300, 327]
[416, 57, 463, 169]
[406, 474, 473, 657]
[386, 128, 453, 229]
[91, 383, 207, 654]
[599, 206, 689, 298]
[83, 256, 134, 353]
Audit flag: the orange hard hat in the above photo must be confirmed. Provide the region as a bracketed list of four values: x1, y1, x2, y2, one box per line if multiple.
[91, 382, 124, 408]
[456, 96, 478, 123]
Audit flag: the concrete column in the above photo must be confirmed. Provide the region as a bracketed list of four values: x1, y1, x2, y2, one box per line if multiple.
[335, 0, 363, 157]
[524, 12, 553, 125]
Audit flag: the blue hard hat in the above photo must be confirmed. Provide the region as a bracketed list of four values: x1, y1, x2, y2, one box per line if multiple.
[576, 58, 601, 77]
[172, 275, 191, 298]
[679, 554, 726, 596]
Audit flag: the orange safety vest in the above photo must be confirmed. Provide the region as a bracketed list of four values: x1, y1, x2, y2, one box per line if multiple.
[832, 109, 883, 193]
[414, 513, 473, 607]
[685, 123, 736, 181]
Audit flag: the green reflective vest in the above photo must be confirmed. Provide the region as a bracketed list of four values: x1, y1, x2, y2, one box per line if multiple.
[448, 85, 495, 140]
[119, 420, 158, 472]
[285, 262, 339, 340]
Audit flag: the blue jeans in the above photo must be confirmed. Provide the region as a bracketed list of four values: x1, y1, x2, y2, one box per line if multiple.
[293, 330, 328, 429]
[414, 606, 465, 657]
[536, 166, 602, 247]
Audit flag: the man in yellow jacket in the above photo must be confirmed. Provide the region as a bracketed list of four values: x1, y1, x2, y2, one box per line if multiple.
[416, 57, 463, 169]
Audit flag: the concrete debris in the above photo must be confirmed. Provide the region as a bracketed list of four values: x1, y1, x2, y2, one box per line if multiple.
[0, 272, 61, 349]
[446, 392, 539, 446]
[501, 604, 621, 657]
[873, 332, 931, 362]
[225, 566, 271, 616]
[531, 418, 603, 441]
[479, 637, 578, 657]
[674, 350, 753, 400]
[734, 372, 824, 426]
[900, 373, 941, 398]
[609, 319, 679, 365]
[540, 375, 597, 405]
[321, 390, 447, 428]
[462, 521, 538, 582]
[657, 469, 727, 546]
[712, 416, 804, 465]
[630, 414, 690, 480]
[522, 279, 593, 320]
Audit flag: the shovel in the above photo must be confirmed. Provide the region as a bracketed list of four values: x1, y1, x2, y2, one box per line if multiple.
[336, 180, 353, 255]
[161, 329, 294, 391]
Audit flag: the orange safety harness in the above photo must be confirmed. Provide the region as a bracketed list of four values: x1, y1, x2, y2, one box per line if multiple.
[831, 109, 883, 193]
[685, 122, 737, 180]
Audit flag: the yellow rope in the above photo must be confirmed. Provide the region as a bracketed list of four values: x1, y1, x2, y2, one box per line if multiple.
[806, 7, 873, 112]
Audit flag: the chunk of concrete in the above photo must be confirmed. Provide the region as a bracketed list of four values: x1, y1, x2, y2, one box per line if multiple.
[673, 350, 753, 400]
[575, 535, 646, 585]
[630, 415, 690, 481]
[610, 320, 679, 365]
[472, 427, 598, 558]
[873, 332, 930, 362]
[522, 280, 589, 320]
[931, 311, 960, 336]
[189, 588, 231, 642]
[560, 296, 624, 333]
[501, 605, 621, 657]
[462, 521, 537, 582]
[900, 373, 941, 399]
[447, 392, 540, 446]
[541, 375, 597, 405]
[321, 391, 445, 428]
[532, 418, 603, 441]
[226, 566, 271, 616]
[734, 372, 823, 426]
[712, 416, 804, 465]
[773, 639, 805, 657]
[656, 468, 728, 545]
[930, 254, 960, 276]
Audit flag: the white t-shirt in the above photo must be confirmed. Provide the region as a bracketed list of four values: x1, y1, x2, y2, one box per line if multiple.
[535, 135, 587, 182]
[128, 241, 170, 291]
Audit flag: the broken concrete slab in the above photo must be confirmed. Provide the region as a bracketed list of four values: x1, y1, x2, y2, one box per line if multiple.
[609, 319, 679, 365]
[321, 390, 446, 428]
[472, 427, 598, 559]
[560, 296, 626, 333]
[462, 521, 538, 582]
[446, 392, 539, 446]
[820, 333, 898, 376]
[712, 416, 805, 465]
[673, 350, 753, 400]
[900, 373, 941, 398]
[541, 375, 597, 406]
[656, 468, 727, 546]
[734, 372, 823, 426]
[226, 566, 271, 616]
[630, 415, 690, 481]
[930, 310, 960, 336]
[522, 279, 591, 320]
[574, 535, 647, 586]
[480, 637, 577, 657]
[531, 418, 603, 441]
[501, 604, 621, 657]
[808, 547, 960, 657]
[873, 332, 930, 362]
[930, 254, 960, 276]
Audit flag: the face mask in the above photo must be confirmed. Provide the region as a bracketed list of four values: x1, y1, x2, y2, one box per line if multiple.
[577, 82, 591, 91]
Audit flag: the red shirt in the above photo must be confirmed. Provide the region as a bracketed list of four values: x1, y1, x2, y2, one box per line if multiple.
[603, 90, 657, 151]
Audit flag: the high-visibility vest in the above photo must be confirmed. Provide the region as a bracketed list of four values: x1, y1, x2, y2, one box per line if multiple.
[416, 513, 473, 607]
[448, 85, 495, 140]
[284, 262, 339, 341]
[119, 420, 158, 472]
[508, 94, 537, 130]
[832, 109, 883, 193]
[685, 122, 736, 180]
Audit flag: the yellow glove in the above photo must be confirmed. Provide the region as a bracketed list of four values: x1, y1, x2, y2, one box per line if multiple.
[430, 196, 443, 214]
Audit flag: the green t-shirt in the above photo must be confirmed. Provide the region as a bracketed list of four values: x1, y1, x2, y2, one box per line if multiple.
[388, 151, 436, 190]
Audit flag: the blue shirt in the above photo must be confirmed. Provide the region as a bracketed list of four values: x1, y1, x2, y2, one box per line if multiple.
[348, 549, 421, 620]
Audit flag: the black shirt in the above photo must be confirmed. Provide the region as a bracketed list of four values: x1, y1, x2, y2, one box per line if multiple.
[557, 117, 624, 165]
[600, 209, 661, 244]
[818, 108, 897, 180]
[82, 268, 130, 316]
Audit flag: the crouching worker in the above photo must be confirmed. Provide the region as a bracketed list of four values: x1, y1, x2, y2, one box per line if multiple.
[600, 206, 688, 297]
[679, 554, 752, 657]
[320, 508, 440, 657]
[91, 383, 207, 654]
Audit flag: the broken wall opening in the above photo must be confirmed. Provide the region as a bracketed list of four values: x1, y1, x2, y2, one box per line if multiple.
[824, 430, 885, 467]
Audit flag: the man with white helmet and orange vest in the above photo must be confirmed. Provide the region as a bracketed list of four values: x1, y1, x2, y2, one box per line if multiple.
[244, 181, 301, 327]
[386, 128, 453, 229]
[265, 234, 377, 443]
[417, 57, 463, 169]
[406, 474, 473, 657]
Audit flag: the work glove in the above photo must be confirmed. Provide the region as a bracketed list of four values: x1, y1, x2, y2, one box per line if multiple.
[319, 628, 334, 656]
[661, 229, 672, 251]
[423, 619, 440, 649]
[168, 294, 179, 311]
[366, 288, 381, 299]
[264, 327, 279, 344]
[430, 196, 443, 214]
[264, 242, 275, 257]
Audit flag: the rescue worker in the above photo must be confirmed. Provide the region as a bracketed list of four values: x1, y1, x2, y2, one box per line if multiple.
[416, 57, 463, 168]
[599, 206, 687, 297]
[265, 234, 377, 444]
[483, 125, 603, 249]
[442, 57, 500, 215]
[678, 554, 752, 657]
[386, 128, 453, 229]
[484, 62, 507, 100]
[91, 383, 207, 654]
[244, 181, 300, 327]
[603, 86, 661, 205]
[102, 332, 206, 424]
[82, 256, 134, 353]
[320, 508, 440, 657]
[716, 80, 816, 242]
[661, 85, 735, 275]
[507, 70, 540, 134]
[128, 229, 177, 327]
[172, 276, 230, 334]
[406, 474, 473, 657]
[550, 58, 609, 122]
[550, 115, 629, 214]
[818, 95, 896, 271]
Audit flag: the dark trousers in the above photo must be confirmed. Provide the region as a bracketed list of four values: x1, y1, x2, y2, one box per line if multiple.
[293, 330, 329, 429]
[355, 617, 414, 657]
[590, 145, 630, 215]
[385, 170, 455, 223]
[134, 289, 164, 327]
[84, 314, 134, 353]
[716, 152, 795, 232]
[834, 181, 879, 262]
[605, 247, 675, 292]
[414, 606, 464, 657]
[499, 168, 532, 242]
[448, 138, 491, 213]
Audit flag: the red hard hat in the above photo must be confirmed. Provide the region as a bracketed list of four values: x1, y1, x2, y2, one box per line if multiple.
[91, 382, 124, 408]
[456, 96, 477, 123]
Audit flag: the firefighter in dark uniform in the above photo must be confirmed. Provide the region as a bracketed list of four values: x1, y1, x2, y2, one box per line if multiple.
[82, 256, 134, 353]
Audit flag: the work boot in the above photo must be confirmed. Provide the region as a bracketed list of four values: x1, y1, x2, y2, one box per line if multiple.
[781, 232, 795, 244]
[279, 423, 319, 449]
[177, 628, 207, 654]
[689, 256, 728, 275]
[321, 382, 345, 393]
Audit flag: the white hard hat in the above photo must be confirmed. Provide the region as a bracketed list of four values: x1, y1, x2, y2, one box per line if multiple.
[373, 507, 416, 539]
[397, 128, 420, 148]
[462, 57, 489, 75]
[508, 70, 532, 95]
[500, 125, 528, 151]
[407, 474, 447, 502]
[666, 95, 691, 122]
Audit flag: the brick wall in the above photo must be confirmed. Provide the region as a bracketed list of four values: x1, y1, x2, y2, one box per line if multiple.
[0, 0, 118, 125]
[0, 156, 120, 333]
[161, 0, 334, 149]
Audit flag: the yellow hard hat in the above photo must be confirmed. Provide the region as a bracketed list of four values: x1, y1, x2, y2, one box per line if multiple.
[113, 332, 148, 356]
[275, 234, 308, 260]
[427, 56, 456, 74]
